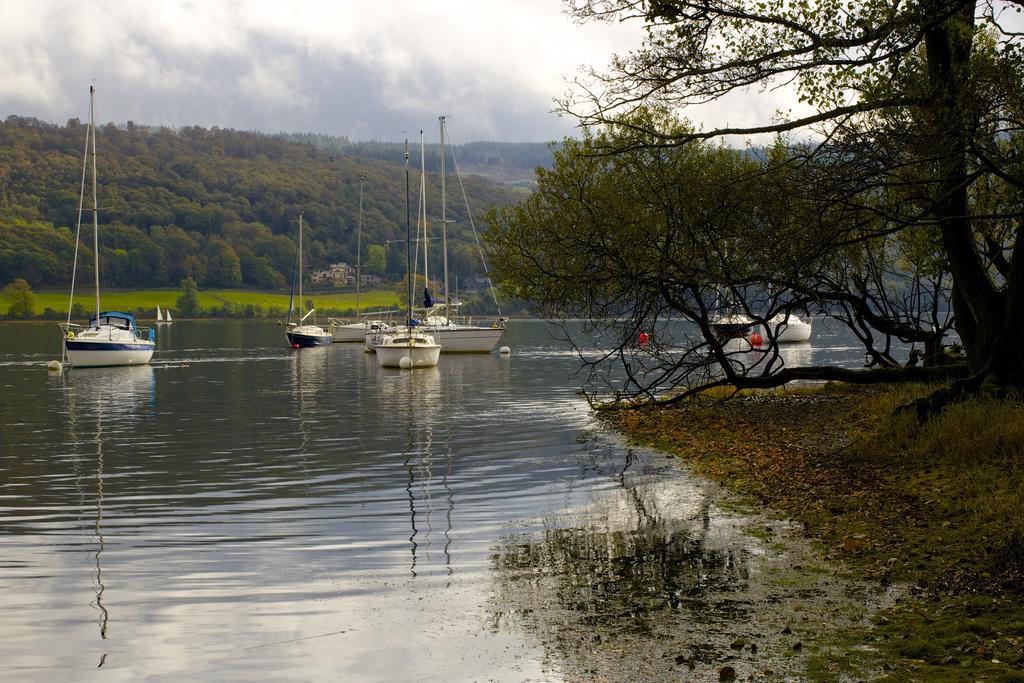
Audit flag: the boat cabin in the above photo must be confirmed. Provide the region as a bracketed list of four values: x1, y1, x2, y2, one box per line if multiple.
[89, 311, 138, 331]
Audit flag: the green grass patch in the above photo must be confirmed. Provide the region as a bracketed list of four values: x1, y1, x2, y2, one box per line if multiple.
[8, 288, 401, 318]
[205, 289, 400, 312]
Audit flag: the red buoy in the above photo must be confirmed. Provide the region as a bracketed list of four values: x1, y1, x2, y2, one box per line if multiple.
[638, 332, 650, 348]
[291, 343, 300, 349]
[750, 332, 763, 346]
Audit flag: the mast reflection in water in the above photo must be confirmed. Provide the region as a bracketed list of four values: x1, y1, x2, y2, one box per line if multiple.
[0, 319, 894, 681]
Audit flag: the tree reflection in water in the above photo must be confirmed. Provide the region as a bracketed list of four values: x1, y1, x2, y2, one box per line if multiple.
[490, 436, 899, 681]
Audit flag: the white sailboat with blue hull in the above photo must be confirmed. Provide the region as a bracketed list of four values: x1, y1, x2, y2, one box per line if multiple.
[60, 86, 154, 368]
[65, 311, 155, 367]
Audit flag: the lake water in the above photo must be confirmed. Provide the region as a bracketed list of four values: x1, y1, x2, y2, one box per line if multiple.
[0, 319, 894, 681]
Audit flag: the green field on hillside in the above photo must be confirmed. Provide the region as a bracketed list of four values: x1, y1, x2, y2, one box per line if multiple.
[6, 289, 401, 318]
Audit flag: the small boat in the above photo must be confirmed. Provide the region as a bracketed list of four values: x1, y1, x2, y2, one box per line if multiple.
[60, 86, 154, 368]
[155, 305, 172, 324]
[364, 320, 398, 351]
[65, 311, 155, 367]
[375, 138, 440, 369]
[765, 313, 812, 343]
[710, 312, 756, 339]
[415, 305, 505, 353]
[285, 212, 332, 348]
[334, 310, 398, 342]
[375, 332, 441, 368]
[409, 118, 506, 353]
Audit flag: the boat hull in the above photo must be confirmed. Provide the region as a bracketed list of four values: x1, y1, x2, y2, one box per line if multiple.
[765, 316, 813, 343]
[65, 340, 155, 367]
[422, 325, 505, 353]
[287, 331, 333, 347]
[710, 322, 755, 338]
[331, 323, 366, 342]
[375, 343, 441, 368]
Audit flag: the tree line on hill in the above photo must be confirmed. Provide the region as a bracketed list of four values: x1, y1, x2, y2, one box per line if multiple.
[277, 133, 555, 175]
[0, 116, 524, 294]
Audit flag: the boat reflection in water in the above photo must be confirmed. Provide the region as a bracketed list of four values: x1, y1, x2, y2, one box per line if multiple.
[63, 365, 156, 667]
[377, 366, 456, 579]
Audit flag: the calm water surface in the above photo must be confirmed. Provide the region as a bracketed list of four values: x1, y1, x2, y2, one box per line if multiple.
[0, 319, 886, 681]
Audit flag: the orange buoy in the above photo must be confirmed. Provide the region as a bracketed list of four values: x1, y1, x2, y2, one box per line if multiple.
[750, 332, 763, 346]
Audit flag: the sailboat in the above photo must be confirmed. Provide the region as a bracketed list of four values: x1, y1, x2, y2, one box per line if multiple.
[375, 139, 441, 369]
[60, 86, 155, 368]
[155, 305, 172, 325]
[285, 212, 333, 348]
[413, 116, 505, 353]
[330, 176, 397, 342]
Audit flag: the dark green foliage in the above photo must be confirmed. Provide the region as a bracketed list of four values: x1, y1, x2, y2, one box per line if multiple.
[277, 133, 555, 174]
[0, 116, 522, 290]
[176, 277, 200, 317]
[2, 278, 34, 318]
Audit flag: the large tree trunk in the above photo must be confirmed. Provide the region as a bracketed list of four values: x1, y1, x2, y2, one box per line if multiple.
[919, 1, 1024, 414]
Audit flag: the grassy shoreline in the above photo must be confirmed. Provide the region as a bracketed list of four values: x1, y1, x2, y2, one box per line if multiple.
[602, 383, 1024, 681]
[3, 288, 402, 319]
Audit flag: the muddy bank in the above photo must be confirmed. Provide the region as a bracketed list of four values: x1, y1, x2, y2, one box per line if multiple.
[599, 384, 1024, 681]
[489, 429, 901, 681]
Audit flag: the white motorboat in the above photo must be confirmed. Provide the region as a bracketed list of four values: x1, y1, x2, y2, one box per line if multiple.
[765, 313, 813, 343]
[285, 212, 332, 348]
[374, 138, 440, 370]
[60, 86, 155, 368]
[375, 332, 441, 368]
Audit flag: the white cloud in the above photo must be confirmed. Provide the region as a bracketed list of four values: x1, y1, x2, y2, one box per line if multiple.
[0, 0, 713, 141]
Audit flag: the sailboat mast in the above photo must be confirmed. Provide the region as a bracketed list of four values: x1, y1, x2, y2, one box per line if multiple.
[420, 130, 428, 291]
[439, 116, 449, 319]
[404, 138, 412, 328]
[298, 212, 303, 315]
[357, 176, 364, 318]
[90, 86, 100, 320]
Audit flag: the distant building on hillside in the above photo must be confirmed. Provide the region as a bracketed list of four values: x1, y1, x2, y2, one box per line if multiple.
[359, 273, 383, 287]
[310, 262, 355, 286]
[309, 263, 384, 288]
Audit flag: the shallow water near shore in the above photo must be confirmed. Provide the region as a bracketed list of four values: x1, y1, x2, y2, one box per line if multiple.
[1, 318, 893, 680]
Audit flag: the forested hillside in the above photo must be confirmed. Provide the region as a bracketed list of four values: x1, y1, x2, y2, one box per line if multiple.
[0, 116, 527, 291]
[278, 133, 554, 181]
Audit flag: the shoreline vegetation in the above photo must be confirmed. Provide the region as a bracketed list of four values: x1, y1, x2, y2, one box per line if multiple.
[601, 383, 1024, 681]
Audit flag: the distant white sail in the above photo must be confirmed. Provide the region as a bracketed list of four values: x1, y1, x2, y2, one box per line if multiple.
[166, 308, 172, 322]
[156, 305, 164, 322]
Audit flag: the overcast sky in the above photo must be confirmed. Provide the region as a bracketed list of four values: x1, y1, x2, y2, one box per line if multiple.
[0, 1, 640, 142]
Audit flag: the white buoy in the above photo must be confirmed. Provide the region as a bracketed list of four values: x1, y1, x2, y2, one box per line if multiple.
[399, 356, 413, 369]
[47, 360, 63, 372]
[499, 346, 511, 355]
